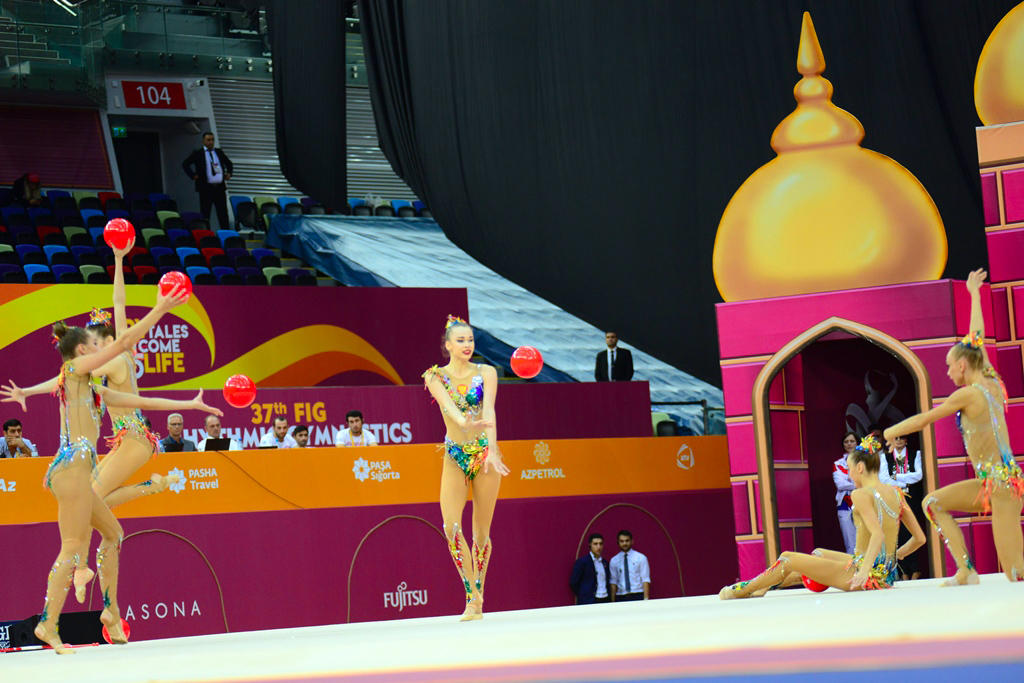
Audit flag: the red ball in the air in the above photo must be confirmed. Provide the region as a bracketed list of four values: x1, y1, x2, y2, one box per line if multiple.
[103, 218, 135, 251]
[158, 271, 193, 302]
[223, 374, 257, 408]
[510, 346, 544, 379]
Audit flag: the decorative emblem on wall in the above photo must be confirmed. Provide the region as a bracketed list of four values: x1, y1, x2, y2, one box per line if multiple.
[845, 370, 906, 435]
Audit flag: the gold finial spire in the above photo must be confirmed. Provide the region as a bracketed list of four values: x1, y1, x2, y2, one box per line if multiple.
[771, 12, 863, 153]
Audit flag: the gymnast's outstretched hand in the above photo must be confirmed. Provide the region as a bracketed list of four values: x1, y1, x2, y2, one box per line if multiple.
[484, 445, 510, 476]
[0, 380, 26, 412]
[190, 389, 224, 417]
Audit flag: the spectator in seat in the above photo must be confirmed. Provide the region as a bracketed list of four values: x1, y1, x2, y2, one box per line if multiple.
[292, 425, 310, 448]
[197, 413, 242, 451]
[11, 172, 43, 207]
[160, 412, 197, 452]
[0, 418, 38, 458]
[182, 131, 233, 229]
[335, 409, 377, 447]
[609, 529, 650, 601]
[594, 331, 633, 382]
[570, 533, 611, 604]
[259, 415, 298, 448]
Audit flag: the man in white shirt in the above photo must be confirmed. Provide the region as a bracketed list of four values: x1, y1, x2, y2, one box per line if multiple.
[609, 530, 650, 601]
[259, 416, 298, 449]
[880, 434, 924, 580]
[181, 131, 233, 229]
[197, 414, 242, 451]
[292, 425, 310, 448]
[335, 410, 378, 447]
[0, 419, 38, 458]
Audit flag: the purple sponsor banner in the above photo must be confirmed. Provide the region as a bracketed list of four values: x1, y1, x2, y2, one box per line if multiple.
[15, 381, 653, 457]
[0, 489, 734, 639]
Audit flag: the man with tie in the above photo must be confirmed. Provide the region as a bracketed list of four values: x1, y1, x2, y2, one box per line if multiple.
[594, 331, 634, 382]
[182, 131, 233, 229]
[609, 529, 649, 601]
[569, 533, 611, 604]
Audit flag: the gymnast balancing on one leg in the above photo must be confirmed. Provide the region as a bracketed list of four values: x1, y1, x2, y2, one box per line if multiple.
[883, 268, 1024, 584]
[1, 286, 222, 653]
[422, 315, 509, 621]
[720, 436, 926, 599]
[73, 240, 180, 599]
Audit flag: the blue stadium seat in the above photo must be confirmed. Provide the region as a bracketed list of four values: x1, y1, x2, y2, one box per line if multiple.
[51, 263, 78, 281]
[185, 265, 211, 281]
[45, 189, 71, 199]
[229, 196, 251, 216]
[43, 244, 70, 265]
[391, 200, 412, 212]
[80, 209, 105, 226]
[277, 196, 298, 207]
[216, 229, 243, 248]
[348, 198, 365, 208]
[106, 209, 130, 220]
[212, 266, 237, 283]
[23, 263, 50, 282]
[15, 243, 43, 263]
[88, 227, 105, 245]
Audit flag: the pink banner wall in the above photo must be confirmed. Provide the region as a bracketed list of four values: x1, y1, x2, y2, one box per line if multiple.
[0, 490, 735, 639]
[11, 381, 653, 457]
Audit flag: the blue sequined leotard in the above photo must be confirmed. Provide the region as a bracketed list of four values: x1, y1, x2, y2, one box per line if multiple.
[46, 361, 104, 489]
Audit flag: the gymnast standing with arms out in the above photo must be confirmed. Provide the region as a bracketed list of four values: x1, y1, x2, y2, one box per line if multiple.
[883, 268, 1024, 584]
[423, 316, 508, 621]
[2, 286, 221, 653]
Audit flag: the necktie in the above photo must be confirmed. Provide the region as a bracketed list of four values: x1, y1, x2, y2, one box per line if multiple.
[622, 551, 631, 593]
[609, 349, 615, 381]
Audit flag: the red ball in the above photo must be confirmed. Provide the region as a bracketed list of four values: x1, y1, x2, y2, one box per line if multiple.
[158, 270, 193, 302]
[801, 574, 828, 592]
[223, 374, 257, 408]
[101, 618, 131, 644]
[510, 346, 544, 379]
[103, 218, 135, 251]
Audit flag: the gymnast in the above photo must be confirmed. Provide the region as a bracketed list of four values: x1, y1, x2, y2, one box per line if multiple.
[720, 435, 925, 599]
[884, 268, 1023, 584]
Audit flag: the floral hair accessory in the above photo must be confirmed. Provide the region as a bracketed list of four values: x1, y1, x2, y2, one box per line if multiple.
[51, 331, 60, 348]
[87, 307, 113, 327]
[958, 330, 983, 349]
[857, 434, 882, 455]
[445, 315, 468, 331]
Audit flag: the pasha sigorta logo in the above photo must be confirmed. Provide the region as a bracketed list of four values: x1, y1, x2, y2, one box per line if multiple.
[352, 458, 400, 482]
[383, 581, 428, 612]
[352, 458, 370, 482]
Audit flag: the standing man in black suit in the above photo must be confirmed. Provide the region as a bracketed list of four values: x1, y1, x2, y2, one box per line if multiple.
[595, 331, 634, 382]
[570, 533, 611, 604]
[182, 131, 233, 229]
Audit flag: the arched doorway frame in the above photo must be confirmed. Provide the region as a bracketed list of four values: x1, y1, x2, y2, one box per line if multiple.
[751, 316, 943, 576]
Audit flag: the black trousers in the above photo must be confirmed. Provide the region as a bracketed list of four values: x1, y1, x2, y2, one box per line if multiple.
[198, 183, 229, 229]
[615, 592, 644, 602]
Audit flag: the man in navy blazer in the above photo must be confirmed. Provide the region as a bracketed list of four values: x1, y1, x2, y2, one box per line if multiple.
[182, 131, 234, 229]
[570, 533, 611, 604]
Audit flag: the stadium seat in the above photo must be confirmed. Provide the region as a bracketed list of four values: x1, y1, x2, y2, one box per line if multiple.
[97, 191, 121, 209]
[234, 202, 261, 232]
[216, 229, 243, 249]
[352, 205, 372, 216]
[79, 264, 108, 284]
[45, 189, 71, 199]
[202, 248, 228, 268]
[276, 196, 298, 208]
[141, 228, 165, 247]
[150, 245, 175, 262]
[43, 244, 72, 265]
[52, 264, 78, 281]
[78, 196, 102, 212]
[284, 203, 304, 215]
[212, 266, 237, 282]
[157, 210, 181, 229]
[259, 202, 282, 222]
[186, 217, 209, 231]
[177, 248, 204, 268]
[152, 196, 178, 212]
[131, 253, 156, 269]
[419, 208, 432, 218]
[28, 207, 54, 224]
[56, 268, 84, 283]
[129, 198, 154, 213]
[105, 198, 128, 212]
[24, 263, 51, 282]
[197, 235, 221, 250]
[179, 211, 203, 225]
[391, 200, 412, 213]
[229, 195, 252, 216]
[186, 265, 211, 280]
[139, 271, 161, 284]
[86, 214, 108, 229]
[231, 252, 257, 269]
[374, 205, 396, 217]
[37, 225, 64, 244]
[218, 273, 243, 285]
[72, 190, 97, 204]
[133, 265, 158, 280]
[2, 206, 27, 224]
[397, 206, 416, 218]
[132, 211, 159, 231]
[16, 244, 44, 264]
[349, 198, 365, 208]
[71, 245, 98, 265]
[1, 265, 27, 283]
[106, 208, 130, 220]
[88, 226, 106, 245]
[51, 196, 78, 213]
[263, 266, 290, 284]
[147, 234, 172, 249]
[251, 249, 280, 268]
[163, 216, 185, 232]
[0, 263, 22, 280]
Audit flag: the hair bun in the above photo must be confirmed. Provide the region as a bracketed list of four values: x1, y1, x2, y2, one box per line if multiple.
[52, 321, 68, 339]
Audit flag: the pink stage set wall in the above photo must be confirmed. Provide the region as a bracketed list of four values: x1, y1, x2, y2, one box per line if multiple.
[17, 381, 654, 456]
[717, 279, 1024, 579]
[0, 492, 733, 640]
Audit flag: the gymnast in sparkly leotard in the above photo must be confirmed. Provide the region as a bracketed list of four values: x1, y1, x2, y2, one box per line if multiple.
[719, 436, 925, 599]
[884, 268, 1024, 584]
[422, 315, 508, 621]
[1, 286, 221, 653]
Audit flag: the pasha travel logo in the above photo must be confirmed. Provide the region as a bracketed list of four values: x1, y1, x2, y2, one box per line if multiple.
[676, 444, 694, 470]
[352, 457, 400, 482]
[168, 467, 187, 493]
[383, 581, 428, 612]
[520, 442, 566, 480]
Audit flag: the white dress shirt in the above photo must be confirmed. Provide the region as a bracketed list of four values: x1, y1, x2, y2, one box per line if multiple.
[0, 437, 37, 458]
[259, 431, 298, 448]
[204, 148, 224, 184]
[607, 347, 615, 380]
[592, 553, 608, 599]
[609, 549, 650, 595]
[879, 448, 922, 492]
[335, 427, 378, 447]
[833, 455, 855, 506]
[197, 437, 242, 451]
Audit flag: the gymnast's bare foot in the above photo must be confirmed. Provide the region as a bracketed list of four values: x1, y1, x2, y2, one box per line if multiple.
[459, 595, 483, 621]
[149, 472, 177, 493]
[100, 608, 128, 644]
[73, 566, 94, 604]
[941, 567, 980, 587]
[34, 623, 74, 654]
[719, 584, 741, 600]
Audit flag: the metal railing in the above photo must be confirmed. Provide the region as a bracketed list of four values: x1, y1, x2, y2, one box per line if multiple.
[651, 400, 725, 436]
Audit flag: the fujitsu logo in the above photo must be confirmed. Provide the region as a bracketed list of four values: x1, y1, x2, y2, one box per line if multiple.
[382, 581, 428, 612]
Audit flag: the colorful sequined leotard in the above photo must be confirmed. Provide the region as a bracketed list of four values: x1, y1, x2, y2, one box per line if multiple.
[955, 382, 1024, 512]
[103, 352, 160, 455]
[423, 364, 489, 480]
[849, 486, 902, 590]
[46, 361, 104, 489]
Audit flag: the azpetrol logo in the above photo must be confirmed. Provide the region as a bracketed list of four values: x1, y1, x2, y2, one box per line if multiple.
[520, 441, 566, 480]
[352, 457, 400, 482]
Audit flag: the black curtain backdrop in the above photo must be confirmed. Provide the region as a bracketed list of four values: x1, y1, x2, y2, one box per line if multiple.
[268, 0, 347, 209]
[346, 0, 1015, 386]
